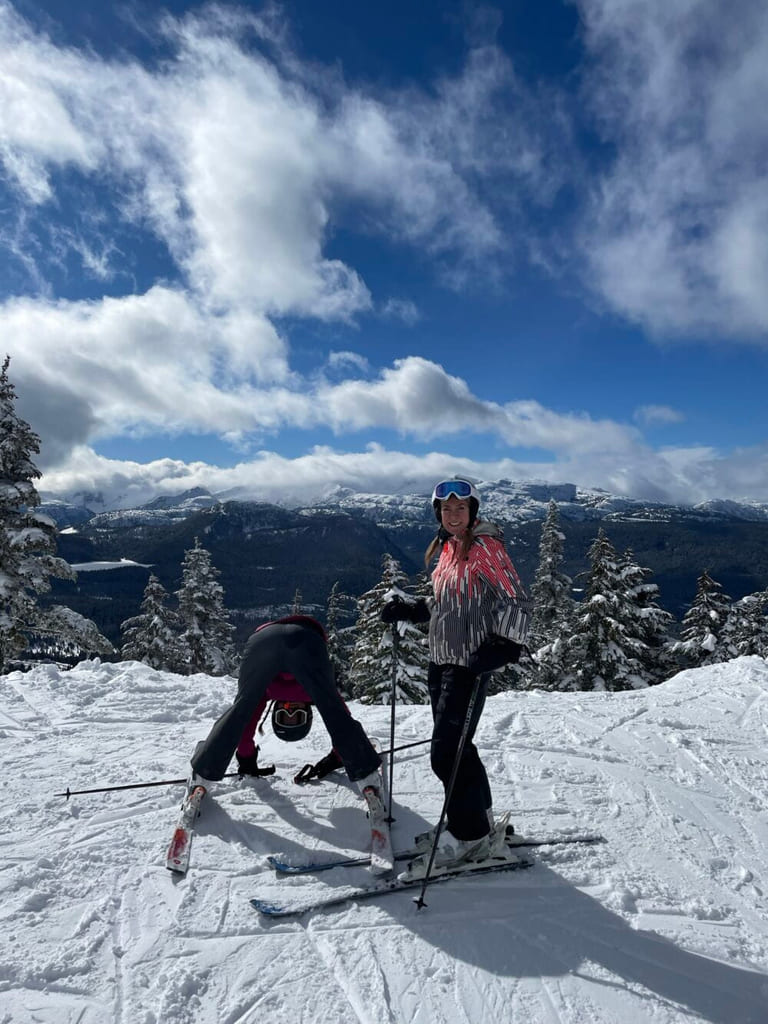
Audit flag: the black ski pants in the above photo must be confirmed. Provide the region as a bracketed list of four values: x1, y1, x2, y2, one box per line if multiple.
[191, 622, 380, 783]
[428, 661, 492, 841]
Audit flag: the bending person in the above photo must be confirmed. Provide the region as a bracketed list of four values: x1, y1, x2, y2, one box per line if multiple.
[189, 614, 381, 794]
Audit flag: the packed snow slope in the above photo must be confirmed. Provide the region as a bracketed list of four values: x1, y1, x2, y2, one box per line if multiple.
[3, 657, 768, 1024]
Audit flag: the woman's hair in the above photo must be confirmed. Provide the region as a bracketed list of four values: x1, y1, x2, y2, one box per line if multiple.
[424, 524, 476, 566]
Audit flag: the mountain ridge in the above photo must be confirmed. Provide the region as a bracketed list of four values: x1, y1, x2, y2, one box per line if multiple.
[40, 478, 768, 530]
[38, 479, 768, 647]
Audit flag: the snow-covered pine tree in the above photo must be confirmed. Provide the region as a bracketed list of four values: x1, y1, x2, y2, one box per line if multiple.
[350, 553, 428, 704]
[529, 500, 573, 648]
[25, 606, 115, 664]
[292, 587, 303, 614]
[326, 579, 357, 699]
[618, 549, 675, 685]
[487, 653, 529, 694]
[393, 569, 430, 701]
[120, 573, 181, 671]
[723, 589, 768, 657]
[0, 356, 112, 670]
[528, 499, 575, 690]
[530, 632, 578, 691]
[673, 570, 732, 668]
[176, 538, 236, 675]
[570, 529, 646, 691]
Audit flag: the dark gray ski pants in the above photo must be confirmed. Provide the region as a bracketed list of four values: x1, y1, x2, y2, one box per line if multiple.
[428, 662, 492, 841]
[190, 621, 381, 782]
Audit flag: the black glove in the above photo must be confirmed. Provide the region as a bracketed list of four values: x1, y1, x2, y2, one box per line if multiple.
[468, 634, 522, 675]
[312, 749, 344, 778]
[236, 745, 276, 777]
[294, 749, 343, 784]
[380, 597, 430, 624]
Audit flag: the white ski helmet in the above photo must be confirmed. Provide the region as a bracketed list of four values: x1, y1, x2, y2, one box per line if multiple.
[431, 478, 480, 526]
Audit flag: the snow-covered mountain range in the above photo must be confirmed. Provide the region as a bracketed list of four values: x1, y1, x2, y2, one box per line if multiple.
[37, 479, 768, 646]
[39, 478, 768, 532]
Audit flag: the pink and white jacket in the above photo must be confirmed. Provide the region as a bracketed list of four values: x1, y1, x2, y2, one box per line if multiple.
[428, 521, 530, 667]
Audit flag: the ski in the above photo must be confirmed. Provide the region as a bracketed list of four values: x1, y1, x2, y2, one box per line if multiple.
[364, 739, 394, 874]
[252, 853, 534, 917]
[267, 831, 605, 875]
[165, 784, 206, 874]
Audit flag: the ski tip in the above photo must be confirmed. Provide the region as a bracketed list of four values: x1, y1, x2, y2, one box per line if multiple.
[250, 898, 288, 916]
[266, 855, 305, 874]
[369, 862, 395, 877]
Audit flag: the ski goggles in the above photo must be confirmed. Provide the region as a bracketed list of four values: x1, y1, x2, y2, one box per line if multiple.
[273, 702, 310, 727]
[432, 479, 477, 502]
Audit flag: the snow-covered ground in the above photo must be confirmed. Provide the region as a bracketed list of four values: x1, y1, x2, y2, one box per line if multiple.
[69, 560, 152, 572]
[3, 657, 768, 1023]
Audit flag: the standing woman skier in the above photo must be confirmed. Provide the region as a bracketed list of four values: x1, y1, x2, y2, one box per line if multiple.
[381, 478, 531, 873]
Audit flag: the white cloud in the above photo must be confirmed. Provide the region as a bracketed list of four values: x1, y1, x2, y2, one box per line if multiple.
[0, 2, 564, 315]
[2, 0, 766, 342]
[306, 357, 641, 457]
[577, 0, 768, 336]
[380, 298, 421, 325]
[1, 3, 373, 318]
[12, 298, 758, 505]
[165, 28, 372, 319]
[0, 5, 100, 199]
[37, 439, 768, 511]
[5, 289, 642, 469]
[634, 404, 685, 427]
[0, 7, 612, 487]
[2, 1, 767, 514]
[5, 287, 291, 464]
[326, 351, 371, 374]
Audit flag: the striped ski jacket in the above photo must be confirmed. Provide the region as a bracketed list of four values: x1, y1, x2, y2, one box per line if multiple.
[428, 521, 531, 668]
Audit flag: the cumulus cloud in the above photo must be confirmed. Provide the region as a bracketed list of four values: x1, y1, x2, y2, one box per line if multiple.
[302, 357, 640, 456]
[6, 289, 642, 473]
[6, 287, 291, 466]
[0, 3, 369, 320]
[37, 439, 768, 511]
[2, 0, 767, 513]
[577, 0, 768, 336]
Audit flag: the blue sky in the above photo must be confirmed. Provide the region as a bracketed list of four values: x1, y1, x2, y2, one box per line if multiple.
[2, 0, 768, 508]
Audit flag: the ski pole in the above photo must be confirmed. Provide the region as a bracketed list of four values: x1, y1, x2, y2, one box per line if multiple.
[414, 673, 484, 911]
[56, 772, 244, 799]
[385, 737, 429, 757]
[386, 626, 399, 823]
[60, 740, 431, 798]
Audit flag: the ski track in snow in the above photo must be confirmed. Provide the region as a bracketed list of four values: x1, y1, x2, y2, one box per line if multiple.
[3, 656, 768, 1023]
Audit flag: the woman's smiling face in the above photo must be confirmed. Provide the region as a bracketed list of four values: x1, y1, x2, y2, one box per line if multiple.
[440, 495, 471, 536]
